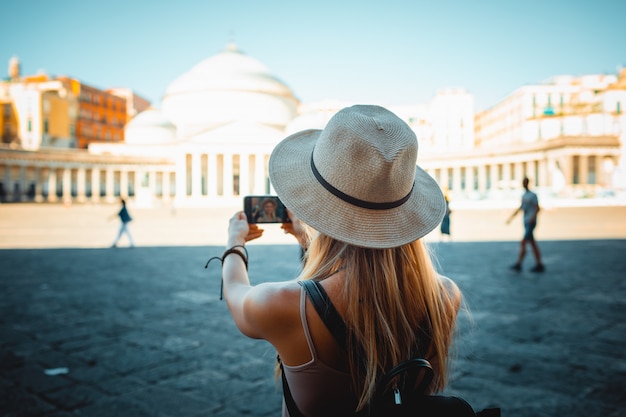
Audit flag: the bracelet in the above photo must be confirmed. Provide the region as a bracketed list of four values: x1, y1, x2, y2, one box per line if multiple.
[204, 245, 249, 300]
[222, 245, 248, 269]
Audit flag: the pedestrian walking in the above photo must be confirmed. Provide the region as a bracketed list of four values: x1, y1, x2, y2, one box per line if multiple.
[216, 105, 461, 416]
[110, 199, 135, 248]
[506, 177, 544, 272]
[440, 193, 452, 241]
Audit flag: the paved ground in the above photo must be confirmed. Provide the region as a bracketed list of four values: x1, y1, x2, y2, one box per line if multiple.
[1, 204, 625, 417]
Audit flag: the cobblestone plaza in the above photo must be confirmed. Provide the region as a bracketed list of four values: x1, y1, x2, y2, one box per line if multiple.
[1, 204, 625, 416]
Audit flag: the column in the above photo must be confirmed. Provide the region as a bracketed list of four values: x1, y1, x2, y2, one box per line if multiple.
[120, 169, 129, 199]
[3, 164, 11, 202]
[489, 163, 498, 195]
[452, 166, 462, 196]
[579, 155, 589, 186]
[478, 164, 487, 195]
[77, 167, 86, 203]
[514, 162, 524, 185]
[503, 162, 512, 191]
[162, 170, 171, 202]
[91, 168, 100, 203]
[105, 167, 115, 202]
[223, 153, 233, 197]
[239, 153, 250, 196]
[18, 165, 26, 202]
[175, 152, 186, 202]
[47, 167, 58, 202]
[34, 167, 44, 202]
[254, 153, 265, 194]
[62, 167, 72, 204]
[537, 159, 550, 188]
[134, 168, 143, 196]
[148, 170, 157, 197]
[207, 153, 217, 197]
[465, 165, 474, 195]
[191, 152, 201, 198]
[561, 156, 572, 190]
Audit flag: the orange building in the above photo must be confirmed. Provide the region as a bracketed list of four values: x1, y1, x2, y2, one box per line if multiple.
[58, 77, 127, 149]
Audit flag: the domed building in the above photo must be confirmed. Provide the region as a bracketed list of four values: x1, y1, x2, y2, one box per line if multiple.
[90, 43, 301, 207]
[3, 47, 623, 208]
[125, 109, 177, 146]
[161, 42, 298, 140]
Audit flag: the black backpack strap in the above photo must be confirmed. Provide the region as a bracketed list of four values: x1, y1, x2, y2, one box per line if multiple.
[300, 280, 348, 351]
[377, 358, 434, 396]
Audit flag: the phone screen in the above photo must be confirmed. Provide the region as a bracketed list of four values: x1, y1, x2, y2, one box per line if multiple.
[243, 196, 291, 224]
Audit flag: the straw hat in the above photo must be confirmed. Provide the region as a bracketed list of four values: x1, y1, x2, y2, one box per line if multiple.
[268, 105, 445, 248]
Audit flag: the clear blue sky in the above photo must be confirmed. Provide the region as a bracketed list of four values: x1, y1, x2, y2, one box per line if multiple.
[2, 0, 624, 111]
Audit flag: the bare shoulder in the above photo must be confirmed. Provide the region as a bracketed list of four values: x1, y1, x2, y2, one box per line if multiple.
[242, 280, 302, 339]
[247, 280, 301, 309]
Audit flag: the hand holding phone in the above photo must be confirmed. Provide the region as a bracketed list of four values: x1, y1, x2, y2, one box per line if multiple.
[243, 196, 291, 224]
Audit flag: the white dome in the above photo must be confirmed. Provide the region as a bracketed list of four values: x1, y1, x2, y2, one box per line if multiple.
[160, 44, 299, 138]
[125, 109, 177, 145]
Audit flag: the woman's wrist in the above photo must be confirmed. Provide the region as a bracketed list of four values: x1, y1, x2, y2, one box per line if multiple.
[227, 238, 246, 248]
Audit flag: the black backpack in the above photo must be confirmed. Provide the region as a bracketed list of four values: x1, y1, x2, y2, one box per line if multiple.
[279, 280, 501, 417]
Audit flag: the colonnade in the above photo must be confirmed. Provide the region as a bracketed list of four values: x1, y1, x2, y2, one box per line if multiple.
[0, 160, 175, 204]
[0, 145, 620, 205]
[176, 150, 271, 202]
[423, 146, 618, 200]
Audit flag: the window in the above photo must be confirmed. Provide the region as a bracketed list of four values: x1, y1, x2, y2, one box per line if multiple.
[27, 118, 32, 132]
[44, 119, 49, 134]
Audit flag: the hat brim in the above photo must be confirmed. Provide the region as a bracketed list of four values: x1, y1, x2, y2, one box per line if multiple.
[269, 129, 446, 248]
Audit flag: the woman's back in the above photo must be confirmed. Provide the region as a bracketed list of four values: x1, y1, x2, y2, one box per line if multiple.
[220, 105, 460, 416]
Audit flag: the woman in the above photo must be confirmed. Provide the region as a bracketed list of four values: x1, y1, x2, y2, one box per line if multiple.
[440, 194, 452, 241]
[220, 105, 461, 416]
[110, 198, 135, 248]
[255, 197, 283, 223]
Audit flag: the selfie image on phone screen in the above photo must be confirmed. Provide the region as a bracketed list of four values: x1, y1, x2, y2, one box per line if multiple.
[244, 196, 290, 224]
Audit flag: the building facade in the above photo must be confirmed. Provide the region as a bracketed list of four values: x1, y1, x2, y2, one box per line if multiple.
[56, 77, 128, 149]
[0, 48, 624, 206]
[470, 71, 626, 200]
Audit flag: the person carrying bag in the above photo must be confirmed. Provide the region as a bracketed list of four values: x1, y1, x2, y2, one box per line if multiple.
[278, 279, 500, 417]
[214, 105, 499, 416]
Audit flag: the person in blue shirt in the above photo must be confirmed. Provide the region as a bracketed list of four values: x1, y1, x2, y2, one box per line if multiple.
[506, 177, 544, 272]
[111, 198, 135, 248]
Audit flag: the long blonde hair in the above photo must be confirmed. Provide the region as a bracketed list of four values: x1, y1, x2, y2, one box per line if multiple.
[299, 232, 458, 411]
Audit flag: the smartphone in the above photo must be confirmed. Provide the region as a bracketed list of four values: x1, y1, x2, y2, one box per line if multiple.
[243, 195, 291, 224]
